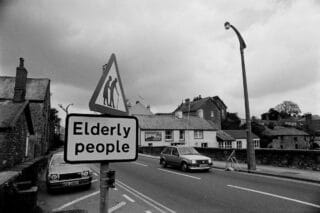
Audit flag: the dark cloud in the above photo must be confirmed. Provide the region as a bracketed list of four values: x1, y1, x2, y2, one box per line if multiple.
[1, 0, 319, 118]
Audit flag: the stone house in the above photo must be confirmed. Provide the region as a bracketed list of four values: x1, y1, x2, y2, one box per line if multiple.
[223, 130, 260, 149]
[264, 126, 310, 149]
[0, 58, 52, 158]
[135, 111, 219, 148]
[174, 96, 227, 129]
[128, 101, 153, 116]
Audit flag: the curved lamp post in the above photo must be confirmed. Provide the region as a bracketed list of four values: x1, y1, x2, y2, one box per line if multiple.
[224, 22, 256, 171]
[58, 103, 73, 115]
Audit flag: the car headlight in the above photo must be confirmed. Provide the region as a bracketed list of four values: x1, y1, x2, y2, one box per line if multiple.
[208, 158, 212, 164]
[191, 160, 196, 164]
[49, 174, 59, 181]
[81, 170, 89, 177]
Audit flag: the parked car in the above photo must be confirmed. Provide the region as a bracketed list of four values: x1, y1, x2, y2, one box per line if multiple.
[46, 152, 92, 192]
[160, 146, 212, 172]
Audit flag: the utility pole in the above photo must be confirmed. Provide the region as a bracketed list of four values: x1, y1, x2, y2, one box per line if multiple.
[224, 21, 256, 171]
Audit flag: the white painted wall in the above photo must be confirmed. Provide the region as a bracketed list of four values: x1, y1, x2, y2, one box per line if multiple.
[140, 129, 218, 148]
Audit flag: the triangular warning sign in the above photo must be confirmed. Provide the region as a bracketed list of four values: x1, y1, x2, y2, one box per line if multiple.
[89, 53, 128, 115]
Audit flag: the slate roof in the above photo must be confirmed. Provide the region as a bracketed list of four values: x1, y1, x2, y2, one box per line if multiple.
[262, 126, 309, 136]
[135, 114, 218, 130]
[0, 77, 50, 101]
[216, 130, 235, 141]
[175, 96, 226, 113]
[0, 100, 33, 133]
[224, 130, 259, 139]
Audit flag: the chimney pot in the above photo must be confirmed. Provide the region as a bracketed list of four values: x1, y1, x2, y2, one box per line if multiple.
[19, 57, 24, 67]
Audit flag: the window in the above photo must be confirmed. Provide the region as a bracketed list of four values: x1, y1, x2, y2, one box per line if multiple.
[194, 130, 203, 139]
[25, 132, 30, 157]
[210, 111, 214, 118]
[172, 148, 179, 156]
[145, 131, 162, 141]
[295, 144, 298, 149]
[236, 141, 242, 149]
[162, 147, 171, 154]
[254, 140, 260, 148]
[179, 130, 185, 140]
[219, 142, 224, 149]
[201, 143, 208, 148]
[165, 130, 173, 141]
[148, 143, 152, 147]
[225, 141, 232, 149]
[294, 137, 298, 142]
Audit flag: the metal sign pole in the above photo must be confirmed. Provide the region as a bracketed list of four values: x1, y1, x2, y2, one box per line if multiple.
[100, 162, 109, 213]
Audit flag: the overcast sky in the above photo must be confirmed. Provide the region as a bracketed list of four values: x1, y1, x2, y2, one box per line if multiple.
[1, 0, 319, 123]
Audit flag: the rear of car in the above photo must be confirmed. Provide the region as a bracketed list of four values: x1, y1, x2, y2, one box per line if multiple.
[46, 153, 92, 192]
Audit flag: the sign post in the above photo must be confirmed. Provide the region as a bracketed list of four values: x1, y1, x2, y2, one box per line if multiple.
[65, 54, 136, 213]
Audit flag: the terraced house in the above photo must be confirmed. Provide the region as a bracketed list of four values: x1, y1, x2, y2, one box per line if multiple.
[135, 111, 219, 148]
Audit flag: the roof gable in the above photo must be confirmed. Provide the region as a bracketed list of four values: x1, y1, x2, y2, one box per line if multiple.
[263, 126, 309, 136]
[0, 100, 34, 133]
[129, 102, 153, 115]
[0, 77, 50, 101]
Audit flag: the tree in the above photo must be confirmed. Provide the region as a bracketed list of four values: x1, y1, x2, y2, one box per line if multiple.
[50, 108, 62, 147]
[222, 112, 241, 129]
[274, 101, 301, 117]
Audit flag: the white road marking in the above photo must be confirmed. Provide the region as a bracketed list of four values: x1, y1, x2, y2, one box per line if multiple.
[91, 164, 176, 213]
[227, 185, 320, 209]
[117, 180, 176, 213]
[145, 211, 152, 213]
[133, 162, 148, 167]
[109, 201, 126, 213]
[92, 179, 98, 183]
[158, 168, 201, 180]
[52, 190, 100, 211]
[123, 194, 135, 202]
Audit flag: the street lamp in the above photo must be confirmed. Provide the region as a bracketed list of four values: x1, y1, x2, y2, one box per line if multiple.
[58, 103, 73, 115]
[224, 21, 256, 171]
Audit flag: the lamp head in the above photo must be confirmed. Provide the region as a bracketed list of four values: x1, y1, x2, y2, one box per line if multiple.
[224, 22, 231, 30]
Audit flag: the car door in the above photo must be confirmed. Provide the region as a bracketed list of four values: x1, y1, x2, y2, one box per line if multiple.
[171, 147, 181, 166]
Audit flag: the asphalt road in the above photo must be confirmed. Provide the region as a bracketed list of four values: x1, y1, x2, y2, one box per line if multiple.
[38, 155, 320, 213]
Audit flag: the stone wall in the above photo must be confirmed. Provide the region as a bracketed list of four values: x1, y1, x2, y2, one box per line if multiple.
[0, 114, 33, 170]
[139, 146, 320, 171]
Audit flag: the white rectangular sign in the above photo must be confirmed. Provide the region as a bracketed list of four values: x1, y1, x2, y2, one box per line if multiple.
[65, 114, 138, 163]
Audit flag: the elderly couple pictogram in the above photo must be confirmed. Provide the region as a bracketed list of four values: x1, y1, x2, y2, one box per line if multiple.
[103, 76, 119, 108]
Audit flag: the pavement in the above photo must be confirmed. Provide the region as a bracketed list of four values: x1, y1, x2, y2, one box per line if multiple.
[139, 153, 320, 184]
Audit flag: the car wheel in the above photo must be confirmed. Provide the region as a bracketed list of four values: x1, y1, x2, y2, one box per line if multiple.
[181, 162, 188, 172]
[161, 159, 167, 168]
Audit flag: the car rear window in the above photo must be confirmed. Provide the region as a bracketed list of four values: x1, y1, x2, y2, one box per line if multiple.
[178, 147, 199, 155]
[162, 147, 171, 154]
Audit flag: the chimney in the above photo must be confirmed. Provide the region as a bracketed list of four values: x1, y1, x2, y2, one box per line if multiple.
[185, 98, 190, 104]
[136, 101, 140, 104]
[175, 110, 183, 119]
[13, 58, 28, 102]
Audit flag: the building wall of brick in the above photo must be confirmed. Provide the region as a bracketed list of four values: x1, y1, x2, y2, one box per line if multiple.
[0, 113, 35, 170]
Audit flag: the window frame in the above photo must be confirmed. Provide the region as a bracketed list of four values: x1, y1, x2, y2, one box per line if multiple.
[194, 130, 204, 139]
[165, 130, 173, 141]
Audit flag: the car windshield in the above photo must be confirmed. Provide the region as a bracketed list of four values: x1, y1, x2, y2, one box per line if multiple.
[177, 147, 199, 155]
[51, 154, 67, 165]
